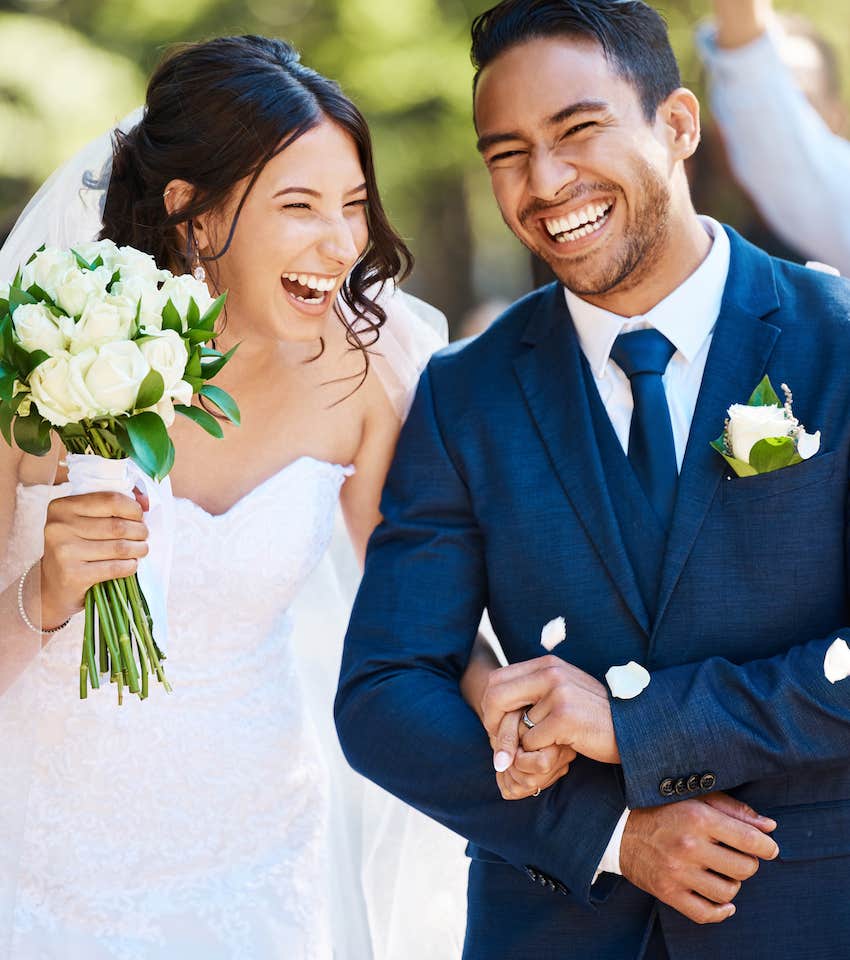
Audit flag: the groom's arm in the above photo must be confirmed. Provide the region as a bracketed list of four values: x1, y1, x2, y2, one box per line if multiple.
[335, 363, 626, 904]
[612, 626, 850, 809]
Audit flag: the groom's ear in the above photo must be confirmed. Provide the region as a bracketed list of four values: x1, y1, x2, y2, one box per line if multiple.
[656, 88, 701, 163]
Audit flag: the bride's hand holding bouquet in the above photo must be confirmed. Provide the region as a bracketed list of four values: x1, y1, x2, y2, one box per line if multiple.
[0, 238, 239, 702]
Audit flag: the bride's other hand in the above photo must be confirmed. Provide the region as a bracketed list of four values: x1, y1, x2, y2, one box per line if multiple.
[496, 729, 577, 801]
[40, 492, 149, 629]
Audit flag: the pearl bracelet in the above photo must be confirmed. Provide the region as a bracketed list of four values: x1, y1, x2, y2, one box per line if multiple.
[17, 562, 71, 636]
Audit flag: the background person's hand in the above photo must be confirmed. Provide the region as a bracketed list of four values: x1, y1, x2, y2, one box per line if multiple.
[713, 0, 773, 49]
[620, 791, 779, 925]
[39, 491, 149, 629]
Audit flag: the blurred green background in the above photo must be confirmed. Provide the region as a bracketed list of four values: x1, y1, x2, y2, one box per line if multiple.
[0, 0, 848, 334]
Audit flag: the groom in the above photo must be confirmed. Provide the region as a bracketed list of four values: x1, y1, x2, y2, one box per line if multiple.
[336, 1, 850, 957]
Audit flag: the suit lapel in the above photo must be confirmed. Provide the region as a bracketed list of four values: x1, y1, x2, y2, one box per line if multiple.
[652, 230, 782, 640]
[513, 285, 651, 634]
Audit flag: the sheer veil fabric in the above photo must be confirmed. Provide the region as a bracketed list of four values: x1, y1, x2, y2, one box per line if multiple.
[0, 111, 468, 957]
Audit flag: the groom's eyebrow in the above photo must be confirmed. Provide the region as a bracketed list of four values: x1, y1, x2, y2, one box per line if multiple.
[476, 99, 609, 154]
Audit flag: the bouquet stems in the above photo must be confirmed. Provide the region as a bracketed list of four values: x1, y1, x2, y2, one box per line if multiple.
[65, 430, 170, 704]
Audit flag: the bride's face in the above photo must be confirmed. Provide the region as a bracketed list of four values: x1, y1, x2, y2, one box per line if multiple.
[201, 119, 370, 344]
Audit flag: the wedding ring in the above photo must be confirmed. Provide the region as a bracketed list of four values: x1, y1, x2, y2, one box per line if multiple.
[521, 710, 535, 730]
[533, 787, 541, 798]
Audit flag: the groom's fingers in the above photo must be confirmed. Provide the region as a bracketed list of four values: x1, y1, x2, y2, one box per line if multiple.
[674, 892, 737, 925]
[702, 792, 777, 833]
[708, 807, 780, 861]
[689, 865, 743, 906]
[702, 842, 761, 883]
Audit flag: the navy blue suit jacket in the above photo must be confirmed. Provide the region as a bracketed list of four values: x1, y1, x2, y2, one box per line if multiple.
[336, 229, 850, 959]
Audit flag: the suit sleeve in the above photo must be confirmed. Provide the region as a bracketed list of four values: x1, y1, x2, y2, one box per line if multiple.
[335, 363, 626, 904]
[613, 477, 850, 808]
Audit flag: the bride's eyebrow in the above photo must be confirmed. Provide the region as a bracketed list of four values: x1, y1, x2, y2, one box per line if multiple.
[272, 183, 368, 199]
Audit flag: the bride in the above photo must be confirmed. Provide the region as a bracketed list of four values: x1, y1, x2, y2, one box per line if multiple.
[0, 33, 560, 960]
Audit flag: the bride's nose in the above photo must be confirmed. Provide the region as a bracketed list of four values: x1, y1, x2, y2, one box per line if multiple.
[318, 214, 362, 267]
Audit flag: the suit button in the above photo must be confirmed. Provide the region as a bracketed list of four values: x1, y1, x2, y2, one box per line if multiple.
[674, 777, 688, 795]
[659, 778, 675, 797]
[539, 874, 549, 887]
[524, 866, 539, 883]
[700, 772, 717, 791]
[555, 881, 569, 896]
[686, 774, 700, 792]
[547, 879, 557, 891]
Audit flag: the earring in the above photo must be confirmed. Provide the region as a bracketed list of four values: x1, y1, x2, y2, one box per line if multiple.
[187, 220, 206, 282]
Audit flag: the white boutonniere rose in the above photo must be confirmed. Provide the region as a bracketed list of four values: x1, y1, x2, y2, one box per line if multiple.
[711, 376, 821, 477]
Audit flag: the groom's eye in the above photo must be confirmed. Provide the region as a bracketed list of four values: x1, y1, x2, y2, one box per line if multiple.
[562, 122, 597, 139]
[488, 149, 526, 165]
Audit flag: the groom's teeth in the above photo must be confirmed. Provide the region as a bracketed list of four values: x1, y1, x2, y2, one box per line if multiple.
[545, 202, 612, 242]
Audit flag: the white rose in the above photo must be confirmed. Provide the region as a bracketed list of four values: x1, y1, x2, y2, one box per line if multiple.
[72, 239, 120, 271]
[12, 303, 67, 355]
[29, 352, 99, 426]
[160, 273, 214, 322]
[69, 297, 134, 354]
[113, 246, 168, 285]
[83, 341, 150, 416]
[726, 403, 791, 463]
[111, 275, 166, 332]
[54, 267, 109, 318]
[138, 329, 188, 391]
[152, 380, 193, 428]
[21, 248, 78, 300]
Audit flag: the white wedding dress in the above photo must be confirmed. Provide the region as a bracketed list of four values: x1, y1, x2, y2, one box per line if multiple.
[0, 111, 469, 960]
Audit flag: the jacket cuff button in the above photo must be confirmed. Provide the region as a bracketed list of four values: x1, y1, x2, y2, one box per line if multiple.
[659, 778, 675, 797]
[700, 772, 717, 791]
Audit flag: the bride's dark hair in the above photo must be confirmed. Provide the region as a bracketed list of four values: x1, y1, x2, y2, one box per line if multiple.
[100, 35, 412, 366]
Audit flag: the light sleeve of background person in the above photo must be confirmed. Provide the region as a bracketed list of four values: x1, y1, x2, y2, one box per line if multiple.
[697, 11, 850, 276]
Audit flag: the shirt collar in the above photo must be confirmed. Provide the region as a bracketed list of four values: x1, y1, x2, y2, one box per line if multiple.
[564, 216, 731, 378]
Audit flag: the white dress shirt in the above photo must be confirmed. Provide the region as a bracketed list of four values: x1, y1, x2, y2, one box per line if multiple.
[563, 216, 731, 881]
[697, 23, 850, 277]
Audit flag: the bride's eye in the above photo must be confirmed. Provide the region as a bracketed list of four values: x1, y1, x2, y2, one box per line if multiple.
[282, 202, 311, 211]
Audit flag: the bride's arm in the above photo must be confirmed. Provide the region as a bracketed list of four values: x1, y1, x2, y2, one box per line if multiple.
[0, 441, 150, 695]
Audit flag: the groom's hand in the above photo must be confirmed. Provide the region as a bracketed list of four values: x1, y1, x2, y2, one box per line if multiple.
[482, 655, 620, 764]
[620, 792, 779, 925]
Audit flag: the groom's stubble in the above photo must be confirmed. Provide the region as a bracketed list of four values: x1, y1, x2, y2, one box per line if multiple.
[515, 157, 673, 299]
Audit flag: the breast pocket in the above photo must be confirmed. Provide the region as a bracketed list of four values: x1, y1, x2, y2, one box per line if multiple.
[721, 450, 840, 505]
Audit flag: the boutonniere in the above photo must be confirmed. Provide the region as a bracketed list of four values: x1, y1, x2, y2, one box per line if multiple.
[711, 376, 821, 477]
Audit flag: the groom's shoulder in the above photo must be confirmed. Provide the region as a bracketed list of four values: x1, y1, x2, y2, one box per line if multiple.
[770, 256, 850, 341]
[429, 284, 554, 374]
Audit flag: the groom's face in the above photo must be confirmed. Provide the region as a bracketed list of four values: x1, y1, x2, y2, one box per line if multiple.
[474, 36, 677, 298]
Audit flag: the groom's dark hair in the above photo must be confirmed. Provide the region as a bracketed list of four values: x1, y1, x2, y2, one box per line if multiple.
[470, 0, 681, 121]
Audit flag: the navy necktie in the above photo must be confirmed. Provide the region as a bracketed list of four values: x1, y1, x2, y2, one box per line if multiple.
[610, 329, 678, 531]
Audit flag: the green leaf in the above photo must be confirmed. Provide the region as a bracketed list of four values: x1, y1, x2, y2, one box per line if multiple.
[186, 349, 202, 379]
[0, 363, 15, 402]
[71, 249, 94, 271]
[161, 298, 182, 332]
[200, 342, 239, 379]
[108, 269, 121, 292]
[0, 402, 13, 446]
[13, 345, 50, 377]
[0, 314, 12, 364]
[748, 436, 802, 475]
[90, 255, 104, 270]
[186, 297, 200, 328]
[748, 375, 781, 408]
[135, 369, 165, 410]
[26, 283, 54, 306]
[125, 412, 174, 481]
[710, 435, 757, 477]
[199, 385, 240, 425]
[185, 327, 216, 346]
[183, 375, 204, 392]
[13, 412, 52, 457]
[198, 292, 227, 332]
[8, 286, 37, 315]
[175, 403, 224, 439]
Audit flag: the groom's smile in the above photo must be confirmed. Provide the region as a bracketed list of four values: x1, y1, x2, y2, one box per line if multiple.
[474, 34, 703, 313]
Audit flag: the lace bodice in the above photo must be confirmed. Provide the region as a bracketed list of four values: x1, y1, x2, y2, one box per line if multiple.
[4, 456, 354, 960]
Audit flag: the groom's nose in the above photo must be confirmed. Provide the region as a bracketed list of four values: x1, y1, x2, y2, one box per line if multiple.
[527, 150, 579, 204]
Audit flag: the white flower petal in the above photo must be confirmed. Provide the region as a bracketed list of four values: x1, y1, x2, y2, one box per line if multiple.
[797, 429, 821, 461]
[805, 261, 841, 277]
[824, 637, 850, 684]
[605, 662, 651, 700]
[540, 617, 566, 652]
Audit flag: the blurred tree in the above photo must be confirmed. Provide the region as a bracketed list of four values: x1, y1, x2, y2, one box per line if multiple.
[1, 0, 849, 330]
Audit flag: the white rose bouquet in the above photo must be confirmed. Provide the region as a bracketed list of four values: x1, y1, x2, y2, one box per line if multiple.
[0, 240, 239, 702]
[711, 375, 821, 477]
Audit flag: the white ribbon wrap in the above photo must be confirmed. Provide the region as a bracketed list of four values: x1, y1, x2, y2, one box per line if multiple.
[66, 453, 174, 650]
